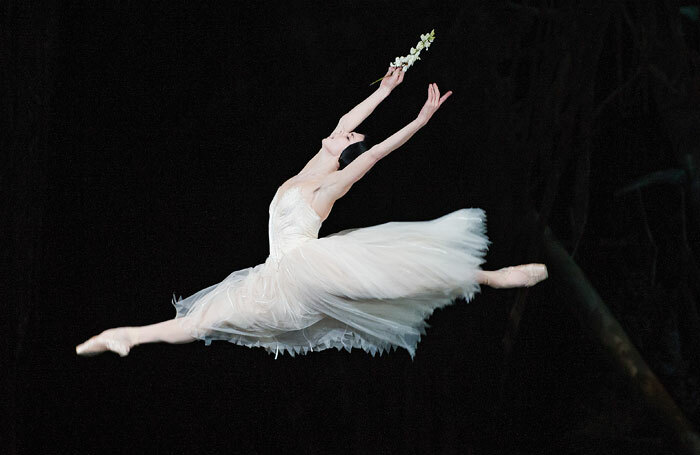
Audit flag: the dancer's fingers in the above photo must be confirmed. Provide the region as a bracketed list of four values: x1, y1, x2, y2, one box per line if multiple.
[439, 91, 453, 106]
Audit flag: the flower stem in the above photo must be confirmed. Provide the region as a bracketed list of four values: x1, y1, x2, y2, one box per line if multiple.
[369, 76, 386, 86]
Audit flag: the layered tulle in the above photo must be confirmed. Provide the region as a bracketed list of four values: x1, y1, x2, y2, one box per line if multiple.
[171, 205, 491, 360]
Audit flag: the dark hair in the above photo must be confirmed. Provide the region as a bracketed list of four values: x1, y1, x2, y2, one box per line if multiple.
[338, 135, 373, 170]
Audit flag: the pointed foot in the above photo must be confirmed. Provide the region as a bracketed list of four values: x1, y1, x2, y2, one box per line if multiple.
[76, 328, 135, 357]
[493, 263, 548, 288]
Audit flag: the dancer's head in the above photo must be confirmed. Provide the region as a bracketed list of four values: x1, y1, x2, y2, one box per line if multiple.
[338, 135, 373, 170]
[321, 131, 373, 170]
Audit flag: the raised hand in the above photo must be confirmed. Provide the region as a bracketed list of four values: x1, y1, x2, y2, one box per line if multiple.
[416, 83, 452, 126]
[379, 65, 404, 92]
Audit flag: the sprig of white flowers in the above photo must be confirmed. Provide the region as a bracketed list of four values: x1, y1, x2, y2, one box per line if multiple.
[370, 29, 436, 86]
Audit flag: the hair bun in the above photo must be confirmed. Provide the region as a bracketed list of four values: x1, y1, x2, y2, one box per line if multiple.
[339, 135, 373, 170]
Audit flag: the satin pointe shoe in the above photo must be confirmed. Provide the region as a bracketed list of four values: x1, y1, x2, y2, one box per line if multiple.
[76, 328, 133, 357]
[493, 263, 548, 288]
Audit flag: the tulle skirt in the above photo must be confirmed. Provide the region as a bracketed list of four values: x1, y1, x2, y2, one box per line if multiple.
[171, 208, 490, 360]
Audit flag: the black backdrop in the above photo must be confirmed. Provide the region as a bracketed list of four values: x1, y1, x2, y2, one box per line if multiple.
[6, 1, 700, 454]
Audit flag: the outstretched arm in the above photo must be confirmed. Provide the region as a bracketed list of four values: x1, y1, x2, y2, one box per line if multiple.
[332, 66, 404, 134]
[368, 118, 424, 161]
[325, 83, 453, 197]
[369, 83, 452, 160]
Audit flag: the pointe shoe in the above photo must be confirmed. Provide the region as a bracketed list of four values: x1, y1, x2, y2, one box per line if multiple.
[493, 263, 548, 288]
[76, 328, 133, 357]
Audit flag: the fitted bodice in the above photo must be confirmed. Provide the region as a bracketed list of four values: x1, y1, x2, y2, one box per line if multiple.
[268, 186, 323, 264]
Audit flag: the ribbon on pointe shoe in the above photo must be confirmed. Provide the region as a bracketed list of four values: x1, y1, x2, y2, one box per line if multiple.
[499, 266, 530, 288]
[495, 264, 548, 288]
[513, 264, 548, 287]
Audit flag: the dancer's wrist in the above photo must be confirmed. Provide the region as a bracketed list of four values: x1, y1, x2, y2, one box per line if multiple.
[377, 85, 392, 98]
[414, 117, 427, 128]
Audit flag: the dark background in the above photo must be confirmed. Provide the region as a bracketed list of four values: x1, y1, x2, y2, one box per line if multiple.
[5, 0, 700, 453]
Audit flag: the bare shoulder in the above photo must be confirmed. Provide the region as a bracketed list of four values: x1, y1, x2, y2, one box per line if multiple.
[278, 174, 324, 196]
[277, 171, 344, 222]
[311, 173, 343, 221]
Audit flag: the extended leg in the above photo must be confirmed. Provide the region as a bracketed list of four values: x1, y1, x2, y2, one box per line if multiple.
[76, 317, 197, 357]
[476, 263, 548, 289]
[131, 318, 198, 345]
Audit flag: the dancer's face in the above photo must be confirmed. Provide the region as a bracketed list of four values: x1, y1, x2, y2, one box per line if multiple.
[322, 130, 365, 156]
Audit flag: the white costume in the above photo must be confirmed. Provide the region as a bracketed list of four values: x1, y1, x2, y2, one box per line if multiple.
[172, 185, 490, 359]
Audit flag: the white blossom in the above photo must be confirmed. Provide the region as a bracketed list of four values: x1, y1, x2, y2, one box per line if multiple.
[370, 29, 436, 85]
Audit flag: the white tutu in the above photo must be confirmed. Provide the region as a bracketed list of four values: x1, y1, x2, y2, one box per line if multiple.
[172, 186, 490, 359]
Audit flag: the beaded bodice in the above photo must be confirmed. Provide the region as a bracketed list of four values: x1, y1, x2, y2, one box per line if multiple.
[268, 186, 323, 264]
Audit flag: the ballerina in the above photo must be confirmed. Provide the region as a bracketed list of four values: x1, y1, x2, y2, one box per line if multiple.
[76, 66, 548, 360]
